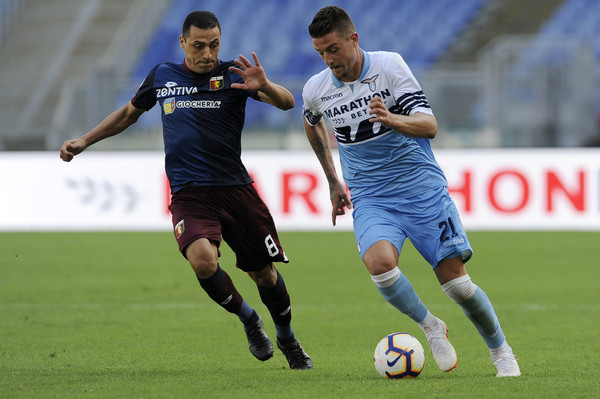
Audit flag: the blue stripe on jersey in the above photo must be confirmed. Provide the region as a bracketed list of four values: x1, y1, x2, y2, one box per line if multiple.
[390, 91, 431, 115]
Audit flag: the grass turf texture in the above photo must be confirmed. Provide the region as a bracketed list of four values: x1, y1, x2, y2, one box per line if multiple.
[1, 231, 598, 398]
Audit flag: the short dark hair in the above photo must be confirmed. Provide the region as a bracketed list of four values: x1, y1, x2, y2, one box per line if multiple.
[182, 11, 221, 37]
[308, 6, 355, 38]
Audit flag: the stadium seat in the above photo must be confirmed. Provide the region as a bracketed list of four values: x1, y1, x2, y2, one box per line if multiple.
[517, 0, 600, 104]
[127, 0, 491, 130]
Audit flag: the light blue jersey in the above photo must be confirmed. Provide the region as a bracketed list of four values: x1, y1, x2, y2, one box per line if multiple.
[302, 51, 447, 203]
[303, 50, 471, 266]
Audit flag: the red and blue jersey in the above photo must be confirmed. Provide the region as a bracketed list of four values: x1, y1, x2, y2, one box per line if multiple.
[132, 60, 259, 192]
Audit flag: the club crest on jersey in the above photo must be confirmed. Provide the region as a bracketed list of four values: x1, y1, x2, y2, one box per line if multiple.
[163, 97, 176, 115]
[175, 219, 185, 239]
[210, 76, 224, 91]
[360, 74, 379, 92]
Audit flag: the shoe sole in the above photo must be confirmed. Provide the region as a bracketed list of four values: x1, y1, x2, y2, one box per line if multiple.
[496, 372, 521, 377]
[254, 351, 274, 361]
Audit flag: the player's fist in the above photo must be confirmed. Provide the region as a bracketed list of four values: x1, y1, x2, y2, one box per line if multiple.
[60, 139, 85, 162]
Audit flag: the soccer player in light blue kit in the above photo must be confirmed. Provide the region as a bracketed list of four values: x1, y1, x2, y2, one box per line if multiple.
[302, 6, 520, 377]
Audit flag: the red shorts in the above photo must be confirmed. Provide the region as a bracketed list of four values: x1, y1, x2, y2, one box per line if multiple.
[168, 184, 288, 271]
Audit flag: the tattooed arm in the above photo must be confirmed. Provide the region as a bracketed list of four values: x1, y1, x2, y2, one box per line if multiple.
[303, 118, 352, 226]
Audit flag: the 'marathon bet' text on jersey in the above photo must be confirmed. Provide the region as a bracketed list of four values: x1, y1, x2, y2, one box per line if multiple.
[302, 50, 447, 202]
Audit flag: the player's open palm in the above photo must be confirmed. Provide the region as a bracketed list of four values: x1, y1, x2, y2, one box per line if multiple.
[229, 52, 268, 91]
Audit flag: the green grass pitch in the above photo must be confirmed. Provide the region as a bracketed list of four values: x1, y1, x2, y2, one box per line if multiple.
[1, 231, 599, 398]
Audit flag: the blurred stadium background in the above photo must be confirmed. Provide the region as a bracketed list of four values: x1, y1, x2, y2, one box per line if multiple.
[1, 0, 599, 151]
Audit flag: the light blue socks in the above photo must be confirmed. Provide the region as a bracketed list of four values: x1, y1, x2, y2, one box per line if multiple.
[371, 267, 428, 323]
[442, 274, 505, 349]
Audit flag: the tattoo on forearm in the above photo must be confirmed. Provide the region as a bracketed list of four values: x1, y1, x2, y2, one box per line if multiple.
[309, 137, 328, 161]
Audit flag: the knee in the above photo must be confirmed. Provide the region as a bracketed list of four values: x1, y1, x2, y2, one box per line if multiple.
[435, 256, 467, 285]
[189, 256, 218, 279]
[364, 253, 397, 276]
[363, 241, 398, 276]
[185, 240, 219, 279]
[248, 264, 277, 287]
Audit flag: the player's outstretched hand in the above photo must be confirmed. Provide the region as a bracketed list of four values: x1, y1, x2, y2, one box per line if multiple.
[229, 52, 268, 91]
[60, 139, 85, 162]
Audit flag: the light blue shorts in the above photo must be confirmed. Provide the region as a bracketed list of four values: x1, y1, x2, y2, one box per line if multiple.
[352, 186, 473, 268]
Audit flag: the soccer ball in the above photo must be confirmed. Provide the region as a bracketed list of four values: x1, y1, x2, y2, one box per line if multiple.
[373, 332, 425, 379]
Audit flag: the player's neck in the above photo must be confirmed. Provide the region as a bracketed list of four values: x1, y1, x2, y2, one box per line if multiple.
[182, 59, 219, 77]
[341, 49, 364, 83]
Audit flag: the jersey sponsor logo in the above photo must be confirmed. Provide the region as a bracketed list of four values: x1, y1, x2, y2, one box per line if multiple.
[320, 93, 344, 102]
[360, 74, 379, 92]
[163, 99, 222, 115]
[163, 97, 176, 115]
[323, 88, 391, 119]
[155, 86, 199, 99]
[176, 100, 221, 109]
[210, 76, 224, 90]
[165, 81, 178, 88]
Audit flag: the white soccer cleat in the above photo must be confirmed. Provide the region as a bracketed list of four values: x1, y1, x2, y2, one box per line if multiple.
[421, 317, 458, 372]
[492, 345, 521, 377]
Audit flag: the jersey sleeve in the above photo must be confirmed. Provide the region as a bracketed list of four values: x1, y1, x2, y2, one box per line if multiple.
[131, 65, 159, 111]
[301, 79, 323, 126]
[387, 53, 433, 116]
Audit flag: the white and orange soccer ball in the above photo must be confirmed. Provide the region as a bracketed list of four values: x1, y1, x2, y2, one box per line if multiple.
[373, 332, 426, 379]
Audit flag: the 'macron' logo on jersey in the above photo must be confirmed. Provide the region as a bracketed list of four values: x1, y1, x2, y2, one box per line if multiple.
[360, 74, 379, 92]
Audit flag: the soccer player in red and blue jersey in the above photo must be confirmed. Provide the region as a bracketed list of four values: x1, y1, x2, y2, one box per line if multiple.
[60, 11, 312, 370]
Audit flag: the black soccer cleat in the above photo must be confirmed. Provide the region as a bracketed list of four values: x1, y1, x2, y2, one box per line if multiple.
[244, 317, 274, 361]
[276, 338, 313, 370]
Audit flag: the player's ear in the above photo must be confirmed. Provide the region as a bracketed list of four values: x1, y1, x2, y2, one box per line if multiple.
[179, 35, 186, 50]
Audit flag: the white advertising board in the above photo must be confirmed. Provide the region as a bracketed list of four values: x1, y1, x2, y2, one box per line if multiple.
[1, 149, 599, 231]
